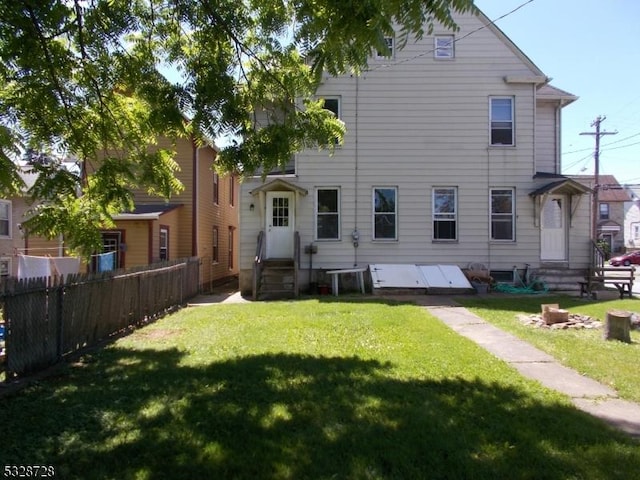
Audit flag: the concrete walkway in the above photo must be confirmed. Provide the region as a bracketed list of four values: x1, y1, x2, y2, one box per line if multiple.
[188, 290, 640, 440]
[423, 301, 640, 440]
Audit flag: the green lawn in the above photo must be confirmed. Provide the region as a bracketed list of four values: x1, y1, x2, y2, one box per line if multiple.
[1, 299, 639, 479]
[456, 294, 640, 404]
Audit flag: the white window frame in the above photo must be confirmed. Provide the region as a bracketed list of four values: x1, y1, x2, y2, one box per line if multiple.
[432, 187, 457, 241]
[633, 224, 640, 240]
[599, 202, 610, 220]
[315, 187, 341, 241]
[0, 200, 11, 238]
[159, 226, 169, 261]
[434, 35, 455, 59]
[373, 186, 398, 241]
[490, 97, 515, 146]
[0, 257, 11, 277]
[490, 188, 515, 241]
[375, 36, 395, 60]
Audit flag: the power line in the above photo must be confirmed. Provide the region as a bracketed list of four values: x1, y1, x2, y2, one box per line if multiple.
[580, 116, 617, 241]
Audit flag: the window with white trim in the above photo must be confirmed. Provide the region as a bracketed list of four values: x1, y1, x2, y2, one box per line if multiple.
[490, 97, 514, 146]
[373, 187, 397, 240]
[0, 257, 11, 277]
[316, 188, 340, 240]
[0, 200, 11, 237]
[375, 36, 395, 59]
[490, 188, 515, 241]
[159, 226, 169, 260]
[434, 35, 455, 59]
[599, 203, 609, 220]
[433, 187, 457, 240]
[633, 224, 640, 240]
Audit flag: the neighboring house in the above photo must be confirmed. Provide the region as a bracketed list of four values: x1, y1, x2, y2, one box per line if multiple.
[109, 136, 239, 290]
[0, 167, 66, 278]
[1, 137, 239, 290]
[623, 185, 640, 250]
[238, 7, 593, 296]
[572, 175, 631, 255]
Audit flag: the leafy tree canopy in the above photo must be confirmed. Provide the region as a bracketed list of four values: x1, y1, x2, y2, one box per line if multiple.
[0, 0, 474, 255]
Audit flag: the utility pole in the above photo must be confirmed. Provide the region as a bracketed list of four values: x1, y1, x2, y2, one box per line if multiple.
[580, 116, 617, 243]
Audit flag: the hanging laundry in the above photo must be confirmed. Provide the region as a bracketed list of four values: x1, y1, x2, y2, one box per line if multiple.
[97, 251, 116, 272]
[17, 255, 51, 280]
[50, 256, 81, 277]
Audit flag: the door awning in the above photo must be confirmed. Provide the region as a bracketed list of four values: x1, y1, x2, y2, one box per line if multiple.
[530, 179, 591, 227]
[249, 178, 308, 196]
[529, 178, 592, 197]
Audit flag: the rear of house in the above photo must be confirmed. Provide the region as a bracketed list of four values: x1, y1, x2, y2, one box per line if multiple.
[241, 9, 593, 296]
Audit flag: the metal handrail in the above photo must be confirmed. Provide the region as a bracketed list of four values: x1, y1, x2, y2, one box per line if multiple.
[252, 231, 265, 300]
[591, 239, 606, 270]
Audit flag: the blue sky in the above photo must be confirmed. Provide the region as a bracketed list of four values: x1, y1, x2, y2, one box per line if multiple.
[475, 0, 640, 185]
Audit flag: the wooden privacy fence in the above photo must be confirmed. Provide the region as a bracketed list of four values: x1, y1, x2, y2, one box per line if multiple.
[0, 257, 200, 380]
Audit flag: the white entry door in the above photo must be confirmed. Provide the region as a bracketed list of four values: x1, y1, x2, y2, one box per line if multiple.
[266, 191, 295, 259]
[541, 195, 567, 261]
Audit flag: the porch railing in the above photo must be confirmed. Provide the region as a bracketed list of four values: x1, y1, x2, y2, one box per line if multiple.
[591, 239, 606, 270]
[252, 231, 265, 300]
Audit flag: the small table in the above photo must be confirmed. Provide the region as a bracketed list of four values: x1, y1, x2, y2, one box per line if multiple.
[326, 267, 367, 296]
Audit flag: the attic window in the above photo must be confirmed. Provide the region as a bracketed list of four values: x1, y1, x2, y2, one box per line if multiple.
[434, 35, 455, 59]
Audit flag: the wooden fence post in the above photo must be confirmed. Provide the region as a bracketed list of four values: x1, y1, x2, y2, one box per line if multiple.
[603, 310, 631, 343]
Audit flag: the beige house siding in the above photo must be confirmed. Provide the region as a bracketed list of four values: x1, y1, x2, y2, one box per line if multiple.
[118, 222, 148, 267]
[535, 102, 558, 174]
[239, 9, 591, 293]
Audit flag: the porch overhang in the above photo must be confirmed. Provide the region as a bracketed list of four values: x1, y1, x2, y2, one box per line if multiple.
[530, 179, 592, 227]
[249, 178, 308, 197]
[113, 203, 182, 221]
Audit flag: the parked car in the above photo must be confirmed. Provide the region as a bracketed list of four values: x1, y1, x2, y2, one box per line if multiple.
[609, 251, 640, 267]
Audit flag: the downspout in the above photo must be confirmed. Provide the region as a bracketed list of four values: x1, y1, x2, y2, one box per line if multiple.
[353, 74, 360, 267]
[532, 83, 537, 177]
[191, 138, 198, 257]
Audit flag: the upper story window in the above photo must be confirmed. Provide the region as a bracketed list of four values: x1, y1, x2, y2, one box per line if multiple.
[434, 35, 455, 59]
[316, 188, 340, 240]
[599, 202, 609, 220]
[0, 200, 11, 238]
[229, 175, 235, 207]
[375, 36, 395, 59]
[490, 188, 515, 241]
[322, 97, 340, 119]
[490, 97, 515, 146]
[433, 187, 457, 241]
[373, 187, 397, 240]
[213, 172, 219, 204]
